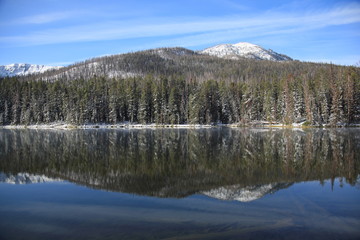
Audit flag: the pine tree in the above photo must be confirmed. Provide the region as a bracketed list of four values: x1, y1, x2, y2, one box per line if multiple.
[188, 85, 201, 124]
[302, 75, 313, 124]
[344, 69, 356, 124]
[139, 78, 154, 124]
[11, 93, 21, 125]
[282, 75, 295, 124]
[218, 82, 229, 123]
[329, 66, 341, 126]
[168, 85, 181, 124]
[3, 100, 10, 125]
[127, 79, 140, 123]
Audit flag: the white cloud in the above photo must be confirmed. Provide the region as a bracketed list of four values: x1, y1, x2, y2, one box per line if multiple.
[1, 3, 359, 47]
[13, 11, 82, 25]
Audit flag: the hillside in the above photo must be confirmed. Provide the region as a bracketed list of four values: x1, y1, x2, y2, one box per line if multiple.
[0, 44, 359, 126]
[1, 43, 291, 80]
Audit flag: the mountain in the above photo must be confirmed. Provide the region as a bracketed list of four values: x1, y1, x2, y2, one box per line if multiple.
[0, 43, 291, 80]
[200, 42, 292, 61]
[0, 42, 291, 80]
[201, 183, 293, 202]
[0, 43, 358, 127]
[18, 45, 294, 82]
[0, 63, 63, 77]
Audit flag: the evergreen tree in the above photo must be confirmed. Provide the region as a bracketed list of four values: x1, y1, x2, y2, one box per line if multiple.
[168, 85, 181, 124]
[139, 77, 154, 123]
[127, 79, 140, 123]
[0, 56, 359, 126]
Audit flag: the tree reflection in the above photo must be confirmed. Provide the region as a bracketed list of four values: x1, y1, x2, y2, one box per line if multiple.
[0, 128, 359, 197]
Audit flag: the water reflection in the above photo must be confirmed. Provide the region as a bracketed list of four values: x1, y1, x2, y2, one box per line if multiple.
[0, 172, 60, 184]
[0, 128, 359, 200]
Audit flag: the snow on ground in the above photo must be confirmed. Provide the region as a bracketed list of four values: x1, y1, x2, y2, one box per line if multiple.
[1, 121, 358, 130]
[1, 123, 214, 130]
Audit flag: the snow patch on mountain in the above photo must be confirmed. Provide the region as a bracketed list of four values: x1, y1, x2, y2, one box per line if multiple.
[151, 47, 198, 60]
[0, 172, 62, 184]
[0, 63, 63, 77]
[202, 182, 292, 202]
[200, 42, 292, 61]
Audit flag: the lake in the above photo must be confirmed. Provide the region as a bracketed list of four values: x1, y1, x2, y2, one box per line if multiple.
[0, 128, 359, 240]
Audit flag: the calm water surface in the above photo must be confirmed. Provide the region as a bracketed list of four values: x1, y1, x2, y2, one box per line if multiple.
[0, 128, 359, 240]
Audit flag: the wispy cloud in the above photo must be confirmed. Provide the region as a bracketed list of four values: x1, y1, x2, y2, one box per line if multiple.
[1, 3, 359, 47]
[12, 11, 83, 25]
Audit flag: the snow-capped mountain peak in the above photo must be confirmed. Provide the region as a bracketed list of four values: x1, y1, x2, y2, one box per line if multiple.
[0, 63, 63, 77]
[201, 182, 293, 202]
[200, 42, 292, 61]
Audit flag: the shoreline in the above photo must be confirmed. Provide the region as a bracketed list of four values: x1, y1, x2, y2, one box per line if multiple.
[1, 122, 360, 130]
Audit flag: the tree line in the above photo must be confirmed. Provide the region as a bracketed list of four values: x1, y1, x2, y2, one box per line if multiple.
[0, 65, 359, 126]
[0, 48, 359, 126]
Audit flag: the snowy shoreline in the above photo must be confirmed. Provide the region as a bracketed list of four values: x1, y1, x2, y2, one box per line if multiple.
[1, 121, 359, 130]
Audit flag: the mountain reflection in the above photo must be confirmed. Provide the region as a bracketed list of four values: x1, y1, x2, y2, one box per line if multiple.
[0, 128, 359, 199]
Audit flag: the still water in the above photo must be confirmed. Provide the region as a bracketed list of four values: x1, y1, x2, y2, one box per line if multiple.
[0, 128, 359, 239]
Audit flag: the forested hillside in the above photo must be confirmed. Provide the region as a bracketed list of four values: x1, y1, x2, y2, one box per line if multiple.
[0, 48, 359, 126]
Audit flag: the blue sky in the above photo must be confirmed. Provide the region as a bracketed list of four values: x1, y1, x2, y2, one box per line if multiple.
[0, 0, 359, 66]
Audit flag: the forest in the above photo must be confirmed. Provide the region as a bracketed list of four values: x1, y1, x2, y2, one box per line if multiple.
[0, 48, 359, 126]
